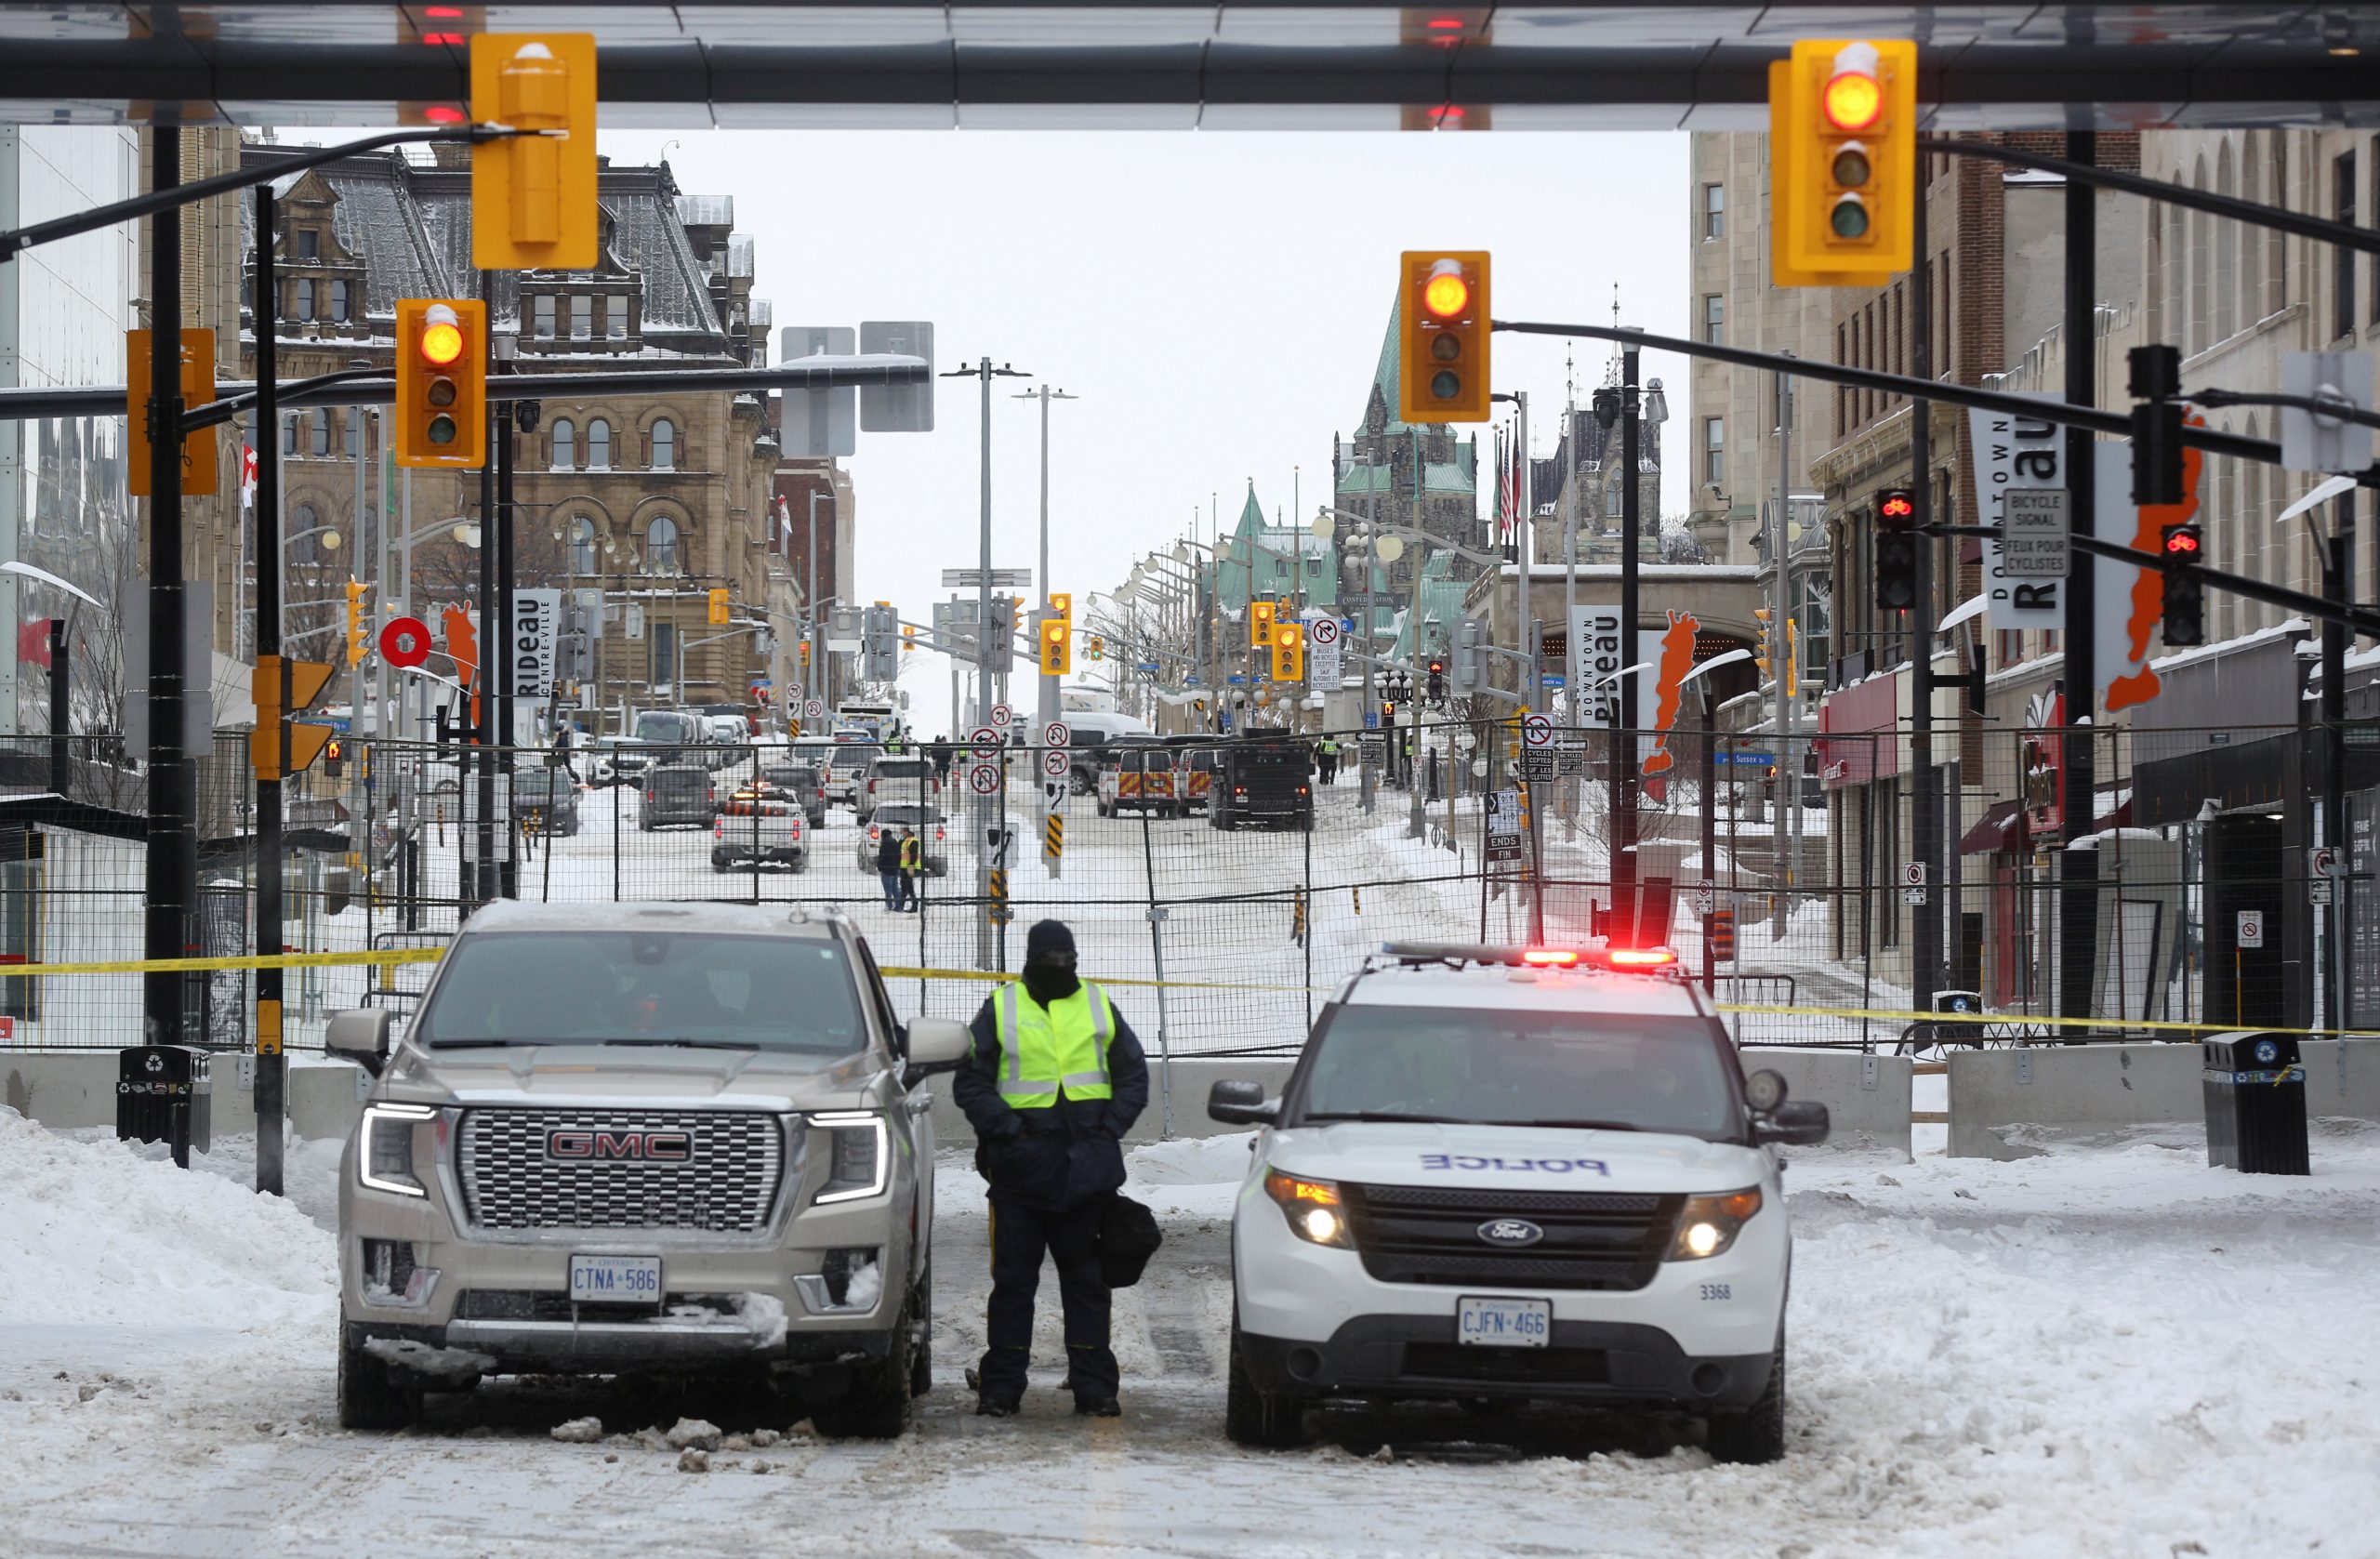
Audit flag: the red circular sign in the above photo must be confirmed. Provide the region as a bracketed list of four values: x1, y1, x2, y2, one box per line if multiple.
[379, 614, 432, 669]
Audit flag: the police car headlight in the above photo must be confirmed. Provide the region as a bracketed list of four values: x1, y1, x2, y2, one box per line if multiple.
[1666, 1187, 1761, 1262]
[359, 1103, 435, 1197]
[813, 1112, 889, 1204]
[1264, 1169, 1352, 1248]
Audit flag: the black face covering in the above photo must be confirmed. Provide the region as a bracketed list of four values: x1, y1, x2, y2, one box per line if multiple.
[1023, 961, 1081, 1006]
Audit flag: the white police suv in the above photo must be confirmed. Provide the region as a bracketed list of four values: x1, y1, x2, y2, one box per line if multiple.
[1209, 941, 1828, 1462]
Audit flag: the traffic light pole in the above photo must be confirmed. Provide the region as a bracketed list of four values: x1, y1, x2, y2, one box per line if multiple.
[1909, 160, 1941, 1025]
[2059, 130, 2099, 1031]
[142, 124, 195, 1055]
[495, 335, 519, 899]
[254, 184, 285, 1198]
[1615, 343, 1643, 945]
[474, 271, 499, 906]
[2324, 500, 2353, 1031]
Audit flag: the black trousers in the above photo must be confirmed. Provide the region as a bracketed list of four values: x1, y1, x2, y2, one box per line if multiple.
[979, 1192, 1116, 1403]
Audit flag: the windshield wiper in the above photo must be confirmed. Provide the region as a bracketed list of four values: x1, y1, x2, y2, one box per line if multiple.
[599, 1037, 760, 1051]
[1300, 1111, 1486, 1126]
[426, 1038, 532, 1050]
[1514, 1118, 1647, 1132]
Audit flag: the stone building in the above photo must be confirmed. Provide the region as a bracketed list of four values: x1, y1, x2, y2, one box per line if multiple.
[236, 141, 784, 728]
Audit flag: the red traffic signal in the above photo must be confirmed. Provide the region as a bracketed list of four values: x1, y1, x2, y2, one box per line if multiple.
[2162, 524, 2202, 557]
[1877, 489, 1916, 529]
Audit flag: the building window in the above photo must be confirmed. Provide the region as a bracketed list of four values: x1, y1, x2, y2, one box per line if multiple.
[344, 411, 359, 458]
[651, 620, 676, 692]
[296, 281, 315, 323]
[646, 515, 681, 572]
[567, 517, 596, 575]
[1606, 481, 1623, 519]
[329, 280, 349, 321]
[1703, 417, 1724, 485]
[2337, 151, 2358, 340]
[1703, 294, 1724, 346]
[295, 229, 317, 260]
[1702, 183, 1725, 240]
[571, 295, 592, 340]
[550, 417, 574, 470]
[293, 503, 323, 562]
[588, 417, 613, 469]
[310, 411, 330, 456]
[650, 417, 675, 470]
[283, 414, 298, 456]
[606, 297, 627, 339]
[534, 295, 555, 338]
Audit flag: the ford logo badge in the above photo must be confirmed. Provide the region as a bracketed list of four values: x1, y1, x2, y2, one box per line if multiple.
[1476, 1218, 1543, 1249]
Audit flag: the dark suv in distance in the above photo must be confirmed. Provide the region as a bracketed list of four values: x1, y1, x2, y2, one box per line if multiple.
[640, 762, 717, 829]
[512, 766, 582, 836]
[758, 762, 830, 830]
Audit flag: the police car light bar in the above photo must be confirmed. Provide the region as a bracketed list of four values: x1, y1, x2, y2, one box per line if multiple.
[1521, 948, 1581, 968]
[1605, 946, 1679, 969]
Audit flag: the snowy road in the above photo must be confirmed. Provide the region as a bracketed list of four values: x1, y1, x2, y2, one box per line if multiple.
[6, 1111, 2380, 1559]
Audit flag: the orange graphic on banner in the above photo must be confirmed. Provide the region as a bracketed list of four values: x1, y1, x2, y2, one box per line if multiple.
[1641, 611, 1701, 779]
[2107, 414, 2204, 714]
[443, 605, 482, 727]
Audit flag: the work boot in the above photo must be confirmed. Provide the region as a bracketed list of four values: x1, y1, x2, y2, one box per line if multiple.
[975, 1394, 1021, 1418]
[1074, 1396, 1122, 1419]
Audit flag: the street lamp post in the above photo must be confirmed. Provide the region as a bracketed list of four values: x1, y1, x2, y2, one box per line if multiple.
[1591, 348, 1668, 945]
[1015, 385, 1078, 738]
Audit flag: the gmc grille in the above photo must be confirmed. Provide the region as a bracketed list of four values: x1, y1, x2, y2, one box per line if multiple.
[456, 1110, 785, 1232]
[1342, 1182, 1684, 1292]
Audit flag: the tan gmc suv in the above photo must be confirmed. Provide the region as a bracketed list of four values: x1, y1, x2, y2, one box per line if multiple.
[327, 901, 968, 1434]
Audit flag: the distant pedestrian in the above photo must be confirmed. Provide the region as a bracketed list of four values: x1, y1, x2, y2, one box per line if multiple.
[1316, 736, 1339, 786]
[898, 827, 923, 912]
[876, 824, 904, 910]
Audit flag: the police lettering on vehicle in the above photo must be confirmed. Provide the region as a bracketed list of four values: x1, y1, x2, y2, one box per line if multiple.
[1418, 1153, 1610, 1176]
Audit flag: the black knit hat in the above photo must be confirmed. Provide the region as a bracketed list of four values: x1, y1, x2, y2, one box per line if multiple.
[1025, 918, 1077, 967]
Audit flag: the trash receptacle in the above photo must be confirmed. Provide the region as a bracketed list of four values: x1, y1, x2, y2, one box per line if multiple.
[116, 1045, 212, 1168]
[2202, 1032, 2308, 1176]
[1933, 990, 1985, 1048]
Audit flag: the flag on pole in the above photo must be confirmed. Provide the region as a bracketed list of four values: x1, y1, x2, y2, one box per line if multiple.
[239, 443, 258, 509]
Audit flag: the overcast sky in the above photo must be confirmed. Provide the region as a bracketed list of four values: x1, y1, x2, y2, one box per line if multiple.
[600, 127, 1691, 735]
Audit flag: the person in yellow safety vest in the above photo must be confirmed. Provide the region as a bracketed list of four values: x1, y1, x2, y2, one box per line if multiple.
[1316, 736, 1340, 786]
[896, 827, 922, 912]
[951, 918, 1150, 1420]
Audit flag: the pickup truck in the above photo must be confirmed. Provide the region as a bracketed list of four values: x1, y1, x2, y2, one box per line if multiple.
[713, 798, 808, 872]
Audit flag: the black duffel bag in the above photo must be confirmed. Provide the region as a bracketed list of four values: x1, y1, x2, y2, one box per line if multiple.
[1097, 1193, 1163, 1289]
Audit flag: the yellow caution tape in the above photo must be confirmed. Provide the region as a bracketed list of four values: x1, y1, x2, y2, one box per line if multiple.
[0, 946, 443, 977]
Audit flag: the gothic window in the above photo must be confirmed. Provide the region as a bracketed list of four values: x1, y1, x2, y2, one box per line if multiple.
[283, 414, 298, 456]
[1606, 481, 1623, 518]
[650, 417, 676, 470]
[567, 517, 597, 574]
[551, 418, 575, 470]
[293, 504, 324, 562]
[588, 417, 613, 469]
[534, 296, 555, 338]
[646, 515, 681, 572]
[330, 280, 350, 321]
[571, 295, 592, 340]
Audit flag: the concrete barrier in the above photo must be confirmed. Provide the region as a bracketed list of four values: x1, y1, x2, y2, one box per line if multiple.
[925, 1057, 1298, 1148]
[1739, 1049, 1913, 1160]
[1948, 1038, 2380, 1159]
[1, 1050, 367, 1143]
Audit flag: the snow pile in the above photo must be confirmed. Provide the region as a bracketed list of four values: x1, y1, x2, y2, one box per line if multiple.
[0, 1107, 337, 1328]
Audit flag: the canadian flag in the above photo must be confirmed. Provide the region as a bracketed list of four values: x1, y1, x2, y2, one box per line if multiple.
[240, 443, 258, 509]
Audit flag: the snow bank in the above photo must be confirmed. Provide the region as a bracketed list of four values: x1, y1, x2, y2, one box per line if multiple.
[0, 1108, 337, 1328]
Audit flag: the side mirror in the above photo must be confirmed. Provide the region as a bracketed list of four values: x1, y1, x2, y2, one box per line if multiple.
[1755, 1100, 1831, 1147]
[1743, 1068, 1788, 1115]
[904, 1016, 972, 1074]
[324, 1008, 393, 1077]
[1207, 1078, 1277, 1127]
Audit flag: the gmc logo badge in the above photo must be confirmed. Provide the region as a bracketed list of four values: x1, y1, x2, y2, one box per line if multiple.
[546, 1130, 693, 1163]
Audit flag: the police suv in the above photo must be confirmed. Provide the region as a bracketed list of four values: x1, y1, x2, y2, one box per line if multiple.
[1209, 941, 1829, 1463]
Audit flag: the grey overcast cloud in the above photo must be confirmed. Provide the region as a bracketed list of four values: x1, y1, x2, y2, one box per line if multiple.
[599, 127, 1691, 735]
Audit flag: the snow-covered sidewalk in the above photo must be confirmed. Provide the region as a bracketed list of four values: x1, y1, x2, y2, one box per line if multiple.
[5, 1107, 2378, 1557]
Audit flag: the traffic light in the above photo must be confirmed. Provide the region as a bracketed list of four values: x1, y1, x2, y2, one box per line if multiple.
[345, 579, 369, 667]
[249, 655, 338, 781]
[2161, 523, 2205, 646]
[1272, 622, 1305, 682]
[903, 623, 916, 654]
[1453, 618, 1486, 694]
[470, 33, 600, 271]
[324, 737, 345, 779]
[1710, 906, 1737, 963]
[1382, 699, 1397, 723]
[707, 588, 730, 626]
[1753, 607, 1775, 682]
[1039, 617, 1072, 675]
[1087, 635, 1104, 662]
[1049, 591, 1072, 623]
[1397, 251, 1491, 423]
[2129, 344, 2187, 506]
[1874, 487, 1918, 612]
[1250, 599, 1276, 649]
[395, 299, 486, 468]
[1770, 39, 1915, 286]
[1426, 654, 1447, 703]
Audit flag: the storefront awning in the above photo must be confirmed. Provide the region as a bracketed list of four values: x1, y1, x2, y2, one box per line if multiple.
[1960, 799, 2024, 856]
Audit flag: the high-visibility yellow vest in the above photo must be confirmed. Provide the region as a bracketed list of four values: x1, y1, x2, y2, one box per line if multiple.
[899, 836, 922, 872]
[992, 981, 1116, 1109]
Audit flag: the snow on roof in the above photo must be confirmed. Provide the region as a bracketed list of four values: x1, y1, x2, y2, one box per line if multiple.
[2145, 616, 2311, 676]
[675, 194, 734, 229]
[728, 232, 755, 278]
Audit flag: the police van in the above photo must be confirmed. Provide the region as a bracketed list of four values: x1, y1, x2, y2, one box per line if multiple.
[1208, 941, 1829, 1462]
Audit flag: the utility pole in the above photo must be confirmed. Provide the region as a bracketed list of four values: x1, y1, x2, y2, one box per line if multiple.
[1614, 341, 1644, 945]
[253, 185, 284, 1197]
[806, 488, 820, 711]
[2059, 129, 2099, 1029]
[1909, 164, 1941, 1019]
[473, 270, 498, 905]
[142, 124, 194, 1051]
[1772, 359, 1798, 916]
[494, 330, 518, 898]
[1016, 384, 1078, 737]
[946, 355, 1029, 971]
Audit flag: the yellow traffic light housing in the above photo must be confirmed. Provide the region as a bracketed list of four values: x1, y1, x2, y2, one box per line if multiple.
[1039, 618, 1072, 675]
[1752, 606, 1775, 682]
[903, 623, 916, 654]
[345, 579, 369, 667]
[1050, 592, 1072, 623]
[1398, 251, 1491, 423]
[1770, 40, 1915, 286]
[470, 33, 599, 271]
[1250, 600, 1277, 648]
[1272, 621, 1305, 682]
[707, 588, 731, 626]
[250, 655, 337, 780]
[395, 299, 486, 468]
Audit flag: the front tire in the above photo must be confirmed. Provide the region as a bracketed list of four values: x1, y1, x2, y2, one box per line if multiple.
[1223, 1318, 1306, 1449]
[907, 1263, 933, 1399]
[337, 1325, 413, 1431]
[810, 1301, 916, 1438]
[1705, 1330, 1786, 1465]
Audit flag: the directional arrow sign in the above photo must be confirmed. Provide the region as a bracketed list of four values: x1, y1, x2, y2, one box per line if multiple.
[969, 763, 1001, 796]
[1521, 712, 1554, 748]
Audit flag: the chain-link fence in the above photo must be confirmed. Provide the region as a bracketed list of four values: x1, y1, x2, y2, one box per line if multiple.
[0, 720, 2363, 1059]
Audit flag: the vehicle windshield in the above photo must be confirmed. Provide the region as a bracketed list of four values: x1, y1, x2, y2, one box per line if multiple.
[416, 931, 866, 1055]
[635, 712, 696, 744]
[1294, 1003, 1739, 1140]
[514, 770, 572, 799]
[874, 804, 944, 827]
[761, 765, 816, 789]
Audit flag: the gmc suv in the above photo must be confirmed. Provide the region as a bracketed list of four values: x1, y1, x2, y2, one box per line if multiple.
[327, 902, 969, 1435]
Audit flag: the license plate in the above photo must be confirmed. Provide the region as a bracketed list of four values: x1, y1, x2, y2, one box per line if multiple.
[1457, 1295, 1552, 1348]
[569, 1254, 663, 1305]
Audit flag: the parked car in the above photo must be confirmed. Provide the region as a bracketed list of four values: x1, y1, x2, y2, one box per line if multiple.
[700, 715, 752, 770]
[511, 766, 581, 836]
[639, 762, 717, 829]
[858, 754, 940, 826]
[856, 803, 948, 877]
[632, 709, 705, 767]
[1210, 735, 1314, 831]
[327, 900, 970, 1435]
[588, 735, 652, 788]
[712, 798, 808, 872]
